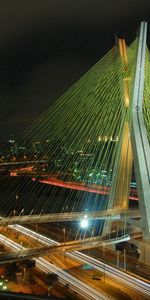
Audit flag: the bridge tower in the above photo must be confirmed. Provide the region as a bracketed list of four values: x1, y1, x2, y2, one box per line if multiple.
[104, 21, 150, 264]
[130, 21, 150, 263]
[131, 21, 150, 240]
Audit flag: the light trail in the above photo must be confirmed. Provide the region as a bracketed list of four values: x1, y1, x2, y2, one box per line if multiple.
[36, 257, 110, 300]
[32, 177, 138, 201]
[0, 233, 110, 300]
[9, 224, 150, 298]
[0, 160, 47, 166]
[0, 232, 131, 262]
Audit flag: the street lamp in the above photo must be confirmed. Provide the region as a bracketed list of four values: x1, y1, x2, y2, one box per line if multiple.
[80, 215, 89, 239]
[80, 218, 88, 229]
[103, 242, 106, 282]
[63, 227, 66, 243]
[63, 227, 66, 265]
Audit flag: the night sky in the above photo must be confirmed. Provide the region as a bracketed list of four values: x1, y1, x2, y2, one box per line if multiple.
[0, 0, 150, 140]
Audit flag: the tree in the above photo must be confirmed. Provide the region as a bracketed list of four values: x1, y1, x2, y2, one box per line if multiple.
[46, 272, 58, 295]
[25, 259, 36, 268]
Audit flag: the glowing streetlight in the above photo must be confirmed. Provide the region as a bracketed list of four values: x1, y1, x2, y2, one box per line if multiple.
[80, 215, 89, 229]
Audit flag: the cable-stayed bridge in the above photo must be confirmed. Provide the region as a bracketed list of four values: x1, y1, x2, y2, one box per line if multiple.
[0, 21, 150, 265]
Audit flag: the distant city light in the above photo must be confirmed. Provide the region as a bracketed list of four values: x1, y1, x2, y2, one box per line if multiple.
[8, 139, 15, 143]
[3, 285, 7, 290]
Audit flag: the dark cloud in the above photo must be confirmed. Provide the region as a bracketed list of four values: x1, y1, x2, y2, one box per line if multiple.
[0, 0, 149, 139]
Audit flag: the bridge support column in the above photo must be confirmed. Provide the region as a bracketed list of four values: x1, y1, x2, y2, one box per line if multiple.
[131, 21, 150, 240]
[139, 243, 150, 265]
[131, 239, 150, 265]
[102, 38, 132, 237]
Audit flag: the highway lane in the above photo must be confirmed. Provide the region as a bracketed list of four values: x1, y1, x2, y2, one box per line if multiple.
[34, 177, 139, 201]
[9, 224, 150, 299]
[0, 224, 131, 261]
[0, 209, 140, 226]
[0, 233, 111, 300]
[36, 257, 111, 300]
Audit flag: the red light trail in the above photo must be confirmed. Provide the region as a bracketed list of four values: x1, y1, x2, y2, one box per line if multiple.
[32, 177, 138, 201]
